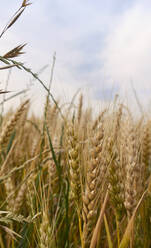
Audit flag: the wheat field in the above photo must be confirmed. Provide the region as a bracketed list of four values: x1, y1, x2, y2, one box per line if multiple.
[0, 96, 150, 248]
[0, 1, 151, 248]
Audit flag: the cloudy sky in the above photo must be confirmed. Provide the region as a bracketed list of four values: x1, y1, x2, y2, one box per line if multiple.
[0, 0, 151, 114]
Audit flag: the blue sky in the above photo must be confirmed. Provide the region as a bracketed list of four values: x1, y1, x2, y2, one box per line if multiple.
[0, 0, 151, 114]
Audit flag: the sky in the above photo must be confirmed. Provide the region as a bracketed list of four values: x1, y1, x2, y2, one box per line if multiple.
[0, 0, 151, 114]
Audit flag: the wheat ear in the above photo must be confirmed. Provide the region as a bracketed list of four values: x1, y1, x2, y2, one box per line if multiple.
[82, 127, 104, 247]
[67, 124, 81, 205]
[0, 100, 29, 149]
[77, 93, 83, 124]
[124, 119, 140, 218]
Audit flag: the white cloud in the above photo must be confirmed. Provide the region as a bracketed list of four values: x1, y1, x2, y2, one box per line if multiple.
[1, 0, 151, 114]
[102, 2, 151, 102]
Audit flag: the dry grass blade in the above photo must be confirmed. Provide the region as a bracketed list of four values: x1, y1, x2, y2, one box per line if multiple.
[0, 1, 31, 39]
[90, 191, 109, 248]
[3, 44, 26, 59]
[0, 65, 17, 70]
[0, 90, 10, 94]
[0, 225, 22, 240]
[7, 8, 25, 30]
[0, 9, 24, 38]
[119, 190, 147, 248]
[104, 214, 113, 248]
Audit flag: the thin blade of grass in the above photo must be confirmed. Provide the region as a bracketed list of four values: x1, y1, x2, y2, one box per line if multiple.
[90, 190, 109, 248]
[0, 89, 29, 105]
[1, 225, 22, 239]
[0, 65, 17, 70]
[0, 8, 25, 38]
[104, 214, 113, 248]
[45, 125, 61, 183]
[119, 190, 147, 248]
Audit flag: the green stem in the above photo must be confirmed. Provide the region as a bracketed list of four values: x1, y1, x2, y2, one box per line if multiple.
[115, 213, 120, 247]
